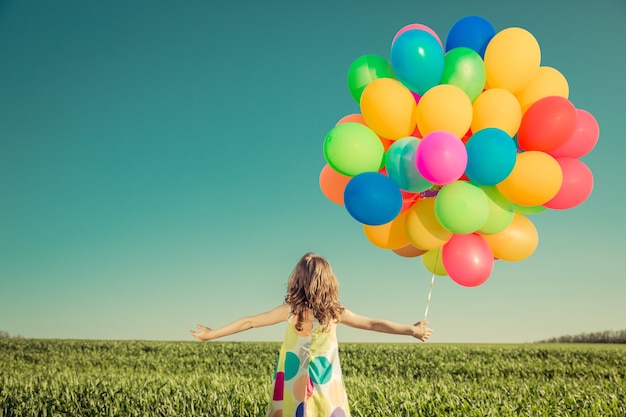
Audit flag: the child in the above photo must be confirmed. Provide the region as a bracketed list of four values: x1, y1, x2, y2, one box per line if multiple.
[190, 252, 433, 417]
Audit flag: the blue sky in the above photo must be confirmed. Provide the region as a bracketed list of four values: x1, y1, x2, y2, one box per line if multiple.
[0, 0, 624, 343]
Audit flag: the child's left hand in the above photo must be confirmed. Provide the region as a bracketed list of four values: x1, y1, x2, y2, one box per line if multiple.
[190, 324, 214, 341]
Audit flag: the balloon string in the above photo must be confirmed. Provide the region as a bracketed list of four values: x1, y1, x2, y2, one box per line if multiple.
[423, 248, 440, 321]
[423, 273, 435, 321]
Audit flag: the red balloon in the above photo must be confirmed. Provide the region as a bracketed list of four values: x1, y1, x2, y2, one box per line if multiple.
[442, 234, 494, 287]
[548, 109, 599, 158]
[543, 158, 594, 210]
[400, 190, 421, 212]
[517, 96, 578, 152]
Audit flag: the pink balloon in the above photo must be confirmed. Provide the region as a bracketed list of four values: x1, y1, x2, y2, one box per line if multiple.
[416, 131, 468, 185]
[543, 158, 594, 210]
[442, 234, 494, 287]
[548, 109, 599, 159]
[392, 24, 444, 50]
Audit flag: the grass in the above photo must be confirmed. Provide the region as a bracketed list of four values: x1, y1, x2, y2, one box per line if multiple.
[1, 339, 625, 416]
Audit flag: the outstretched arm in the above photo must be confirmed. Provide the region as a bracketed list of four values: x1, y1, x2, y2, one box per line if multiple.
[340, 309, 432, 342]
[190, 303, 290, 341]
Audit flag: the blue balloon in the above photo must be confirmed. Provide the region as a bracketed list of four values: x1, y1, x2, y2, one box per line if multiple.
[445, 16, 495, 58]
[465, 128, 517, 186]
[390, 29, 444, 95]
[385, 137, 432, 192]
[344, 172, 402, 225]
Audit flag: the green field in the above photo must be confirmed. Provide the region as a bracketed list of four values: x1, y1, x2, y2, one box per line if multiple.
[1, 339, 625, 416]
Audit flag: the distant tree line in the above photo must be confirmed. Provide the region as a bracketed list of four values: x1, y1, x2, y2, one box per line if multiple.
[0, 331, 23, 339]
[538, 329, 626, 344]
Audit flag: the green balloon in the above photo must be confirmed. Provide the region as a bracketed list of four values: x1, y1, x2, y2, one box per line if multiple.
[347, 54, 395, 103]
[515, 204, 548, 215]
[434, 181, 489, 234]
[440, 47, 486, 102]
[478, 186, 515, 234]
[323, 122, 384, 176]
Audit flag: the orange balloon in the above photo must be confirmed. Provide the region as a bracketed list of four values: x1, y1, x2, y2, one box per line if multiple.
[484, 27, 541, 93]
[392, 244, 427, 258]
[516, 66, 569, 113]
[415, 84, 473, 138]
[363, 210, 410, 249]
[471, 88, 522, 137]
[319, 164, 352, 205]
[336, 113, 394, 151]
[496, 151, 563, 206]
[404, 198, 452, 250]
[336, 113, 367, 125]
[481, 212, 538, 261]
[361, 78, 417, 140]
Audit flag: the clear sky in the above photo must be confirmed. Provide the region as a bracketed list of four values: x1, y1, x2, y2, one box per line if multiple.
[1, 0, 624, 344]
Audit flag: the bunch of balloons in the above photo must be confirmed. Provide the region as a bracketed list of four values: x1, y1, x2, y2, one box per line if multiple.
[319, 16, 598, 287]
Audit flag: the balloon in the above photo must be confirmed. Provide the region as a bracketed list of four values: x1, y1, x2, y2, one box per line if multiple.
[481, 212, 538, 261]
[393, 244, 428, 258]
[400, 189, 422, 212]
[335, 113, 394, 150]
[319, 164, 352, 205]
[516, 66, 569, 112]
[344, 172, 402, 225]
[465, 128, 517, 186]
[393, 23, 443, 49]
[415, 131, 468, 185]
[548, 109, 599, 159]
[385, 137, 433, 192]
[434, 181, 489, 234]
[496, 151, 563, 206]
[390, 29, 445, 95]
[440, 47, 486, 102]
[478, 186, 515, 234]
[515, 204, 547, 215]
[543, 158, 594, 210]
[445, 15, 495, 57]
[363, 210, 410, 249]
[442, 234, 494, 287]
[415, 84, 473, 138]
[323, 122, 385, 176]
[517, 96, 578, 152]
[347, 54, 395, 104]
[360, 78, 417, 140]
[422, 248, 447, 276]
[484, 27, 541, 93]
[404, 197, 452, 250]
[471, 88, 522, 137]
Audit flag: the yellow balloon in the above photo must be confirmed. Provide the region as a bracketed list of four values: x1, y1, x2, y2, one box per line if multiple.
[496, 151, 563, 206]
[363, 210, 410, 249]
[516, 66, 569, 113]
[484, 27, 541, 94]
[481, 212, 538, 261]
[415, 84, 473, 138]
[405, 198, 452, 250]
[360, 78, 417, 140]
[471, 88, 522, 137]
[422, 248, 447, 276]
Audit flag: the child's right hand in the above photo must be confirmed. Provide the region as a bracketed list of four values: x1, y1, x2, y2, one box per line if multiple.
[412, 320, 433, 342]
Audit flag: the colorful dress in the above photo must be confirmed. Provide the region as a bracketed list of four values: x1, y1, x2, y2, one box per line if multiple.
[267, 310, 350, 417]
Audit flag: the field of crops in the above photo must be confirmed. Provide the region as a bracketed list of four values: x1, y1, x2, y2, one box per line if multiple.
[1, 339, 624, 416]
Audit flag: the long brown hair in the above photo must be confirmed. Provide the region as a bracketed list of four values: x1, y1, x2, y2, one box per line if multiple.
[284, 252, 345, 332]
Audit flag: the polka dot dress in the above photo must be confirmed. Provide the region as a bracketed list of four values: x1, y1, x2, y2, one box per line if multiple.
[267, 310, 350, 417]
